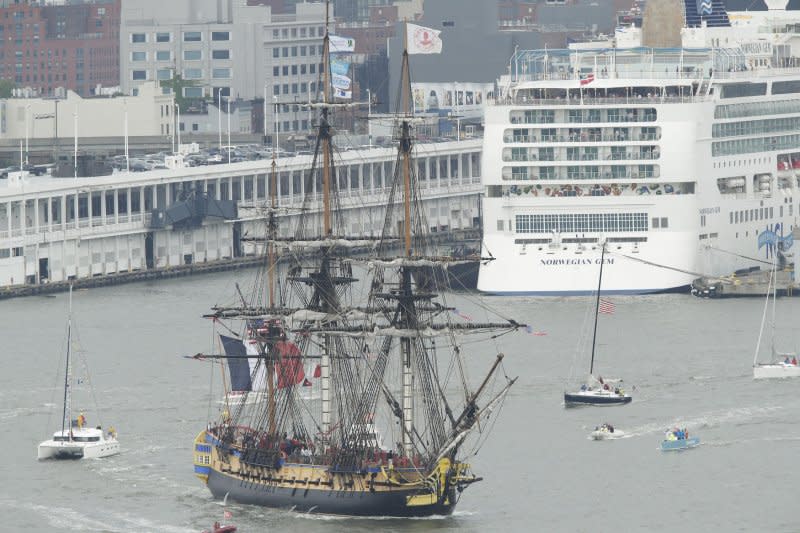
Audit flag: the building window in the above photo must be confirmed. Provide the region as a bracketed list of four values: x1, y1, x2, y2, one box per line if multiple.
[156, 50, 171, 61]
[183, 31, 202, 42]
[183, 86, 203, 98]
[211, 31, 230, 41]
[156, 32, 170, 43]
[183, 50, 202, 61]
[272, 48, 279, 58]
[212, 49, 230, 60]
[183, 68, 202, 79]
[157, 68, 172, 81]
[131, 33, 146, 43]
[131, 51, 146, 62]
[131, 70, 147, 80]
[212, 68, 231, 79]
[272, 66, 279, 76]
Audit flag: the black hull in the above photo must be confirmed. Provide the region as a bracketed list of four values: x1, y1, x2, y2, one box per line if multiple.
[206, 469, 457, 517]
[563, 393, 632, 406]
[413, 262, 479, 292]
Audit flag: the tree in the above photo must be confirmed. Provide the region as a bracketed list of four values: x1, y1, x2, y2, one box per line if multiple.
[0, 79, 15, 98]
[159, 75, 199, 112]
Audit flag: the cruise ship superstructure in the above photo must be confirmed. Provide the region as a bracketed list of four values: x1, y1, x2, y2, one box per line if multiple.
[479, 0, 800, 295]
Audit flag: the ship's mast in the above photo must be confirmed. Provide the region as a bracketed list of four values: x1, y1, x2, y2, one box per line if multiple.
[322, 0, 332, 237]
[320, 1, 333, 438]
[266, 151, 278, 435]
[400, 21, 414, 456]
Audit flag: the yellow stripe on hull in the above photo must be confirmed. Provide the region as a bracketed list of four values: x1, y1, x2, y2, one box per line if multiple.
[193, 430, 212, 483]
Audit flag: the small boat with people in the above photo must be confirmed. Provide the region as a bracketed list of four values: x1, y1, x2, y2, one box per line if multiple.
[660, 428, 700, 451]
[590, 423, 624, 440]
[566, 380, 631, 407]
[202, 521, 236, 533]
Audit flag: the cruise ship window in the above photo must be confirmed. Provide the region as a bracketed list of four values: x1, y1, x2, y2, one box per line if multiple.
[660, 217, 668, 228]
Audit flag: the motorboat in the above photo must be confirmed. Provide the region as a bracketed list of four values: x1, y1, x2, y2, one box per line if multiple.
[660, 429, 700, 451]
[202, 522, 236, 533]
[590, 423, 624, 440]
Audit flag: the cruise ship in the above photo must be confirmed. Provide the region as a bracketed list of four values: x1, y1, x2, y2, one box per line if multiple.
[479, 0, 800, 295]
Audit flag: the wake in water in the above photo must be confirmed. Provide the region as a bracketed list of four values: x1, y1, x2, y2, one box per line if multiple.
[0, 403, 57, 420]
[0, 499, 194, 533]
[619, 404, 785, 439]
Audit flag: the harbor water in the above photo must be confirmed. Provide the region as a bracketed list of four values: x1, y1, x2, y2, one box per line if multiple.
[1, 271, 798, 532]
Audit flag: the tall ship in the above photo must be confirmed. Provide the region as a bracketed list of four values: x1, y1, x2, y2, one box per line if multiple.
[191, 17, 523, 517]
[479, 0, 800, 295]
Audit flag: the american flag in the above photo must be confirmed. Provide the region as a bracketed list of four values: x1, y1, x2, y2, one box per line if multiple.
[453, 308, 473, 321]
[580, 72, 595, 86]
[599, 298, 615, 314]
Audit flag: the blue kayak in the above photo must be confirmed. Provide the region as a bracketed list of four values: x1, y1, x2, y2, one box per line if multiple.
[660, 437, 700, 451]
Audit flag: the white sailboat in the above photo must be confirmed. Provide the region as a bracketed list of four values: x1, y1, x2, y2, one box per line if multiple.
[753, 252, 800, 379]
[564, 243, 632, 406]
[38, 287, 120, 460]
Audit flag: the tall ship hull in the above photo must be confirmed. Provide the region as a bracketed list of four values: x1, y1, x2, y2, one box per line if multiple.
[194, 430, 460, 517]
[479, 2, 800, 295]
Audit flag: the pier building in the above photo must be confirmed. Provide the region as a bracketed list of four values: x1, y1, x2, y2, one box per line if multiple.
[0, 139, 482, 288]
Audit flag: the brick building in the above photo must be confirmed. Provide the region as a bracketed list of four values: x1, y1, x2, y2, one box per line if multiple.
[0, 0, 120, 98]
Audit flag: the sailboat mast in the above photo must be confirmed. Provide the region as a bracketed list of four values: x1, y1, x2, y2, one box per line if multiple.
[61, 285, 73, 440]
[589, 243, 606, 376]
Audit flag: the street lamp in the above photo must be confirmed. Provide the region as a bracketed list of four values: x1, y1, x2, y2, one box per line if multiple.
[73, 109, 78, 179]
[264, 83, 274, 145]
[24, 104, 30, 166]
[175, 102, 181, 153]
[218, 90, 223, 152]
[273, 95, 279, 158]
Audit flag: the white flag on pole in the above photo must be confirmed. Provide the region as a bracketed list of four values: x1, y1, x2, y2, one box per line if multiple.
[329, 35, 355, 53]
[334, 89, 352, 100]
[407, 24, 443, 54]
